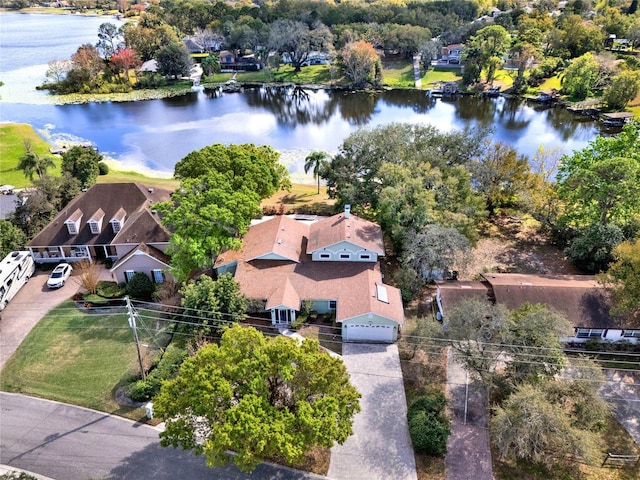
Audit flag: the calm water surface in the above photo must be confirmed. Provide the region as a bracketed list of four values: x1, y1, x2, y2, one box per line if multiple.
[0, 13, 603, 180]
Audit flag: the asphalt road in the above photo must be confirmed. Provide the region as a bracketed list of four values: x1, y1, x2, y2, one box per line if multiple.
[0, 392, 329, 480]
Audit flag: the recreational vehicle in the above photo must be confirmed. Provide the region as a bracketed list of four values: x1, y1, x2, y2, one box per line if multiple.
[0, 251, 35, 311]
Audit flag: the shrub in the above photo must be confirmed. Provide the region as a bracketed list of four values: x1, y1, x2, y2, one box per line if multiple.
[98, 162, 109, 175]
[96, 280, 126, 298]
[126, 272, 155, 300]
[125, 344, 188, 401]
[408, 410, 450, 456]
[407, 391, 450, 457]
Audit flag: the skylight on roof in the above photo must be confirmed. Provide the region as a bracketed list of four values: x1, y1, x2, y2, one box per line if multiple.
[376, 284, 389, 303]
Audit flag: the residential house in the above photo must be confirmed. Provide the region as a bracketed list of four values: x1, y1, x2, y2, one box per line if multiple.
[441, 44, 464, 64]
[215, 207, 405, 343]
[219, 51, 262, 71]
[27, 183, 173, 285]
[435, 273, 639, 344]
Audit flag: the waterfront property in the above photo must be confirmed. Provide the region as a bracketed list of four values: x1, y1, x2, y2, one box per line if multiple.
[27, 183, 173, 285]
[215, 207, 405, 342]
[435, 273, 640, 343]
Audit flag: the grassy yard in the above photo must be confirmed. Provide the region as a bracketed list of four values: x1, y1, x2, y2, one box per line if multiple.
[0, 123, 61, 188]
[261, 183, 336, 215]
[423, 67, 463, 86]
[382, 59, 416, 88]
[0, 301, 150, 420]
[203, 64, 335, 85]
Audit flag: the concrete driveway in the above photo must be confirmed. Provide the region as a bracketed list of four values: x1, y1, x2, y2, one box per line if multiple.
[0, 269, 81, 370]
[328, 343, 417, 480]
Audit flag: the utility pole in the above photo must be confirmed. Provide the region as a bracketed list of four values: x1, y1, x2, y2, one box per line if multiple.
[126, 296, 146, 381]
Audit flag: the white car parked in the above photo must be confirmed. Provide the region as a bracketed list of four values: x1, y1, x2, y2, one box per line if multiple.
[47, 263, 73, 289]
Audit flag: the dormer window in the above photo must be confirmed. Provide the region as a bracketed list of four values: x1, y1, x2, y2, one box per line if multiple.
[88, 208, 104, 235]
[65, 208, 83, 235]
[110, 207, 126, 234]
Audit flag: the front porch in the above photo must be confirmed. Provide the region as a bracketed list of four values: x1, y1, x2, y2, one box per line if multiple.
[270, 307, 296, 326]
[29, 245, 117, 264]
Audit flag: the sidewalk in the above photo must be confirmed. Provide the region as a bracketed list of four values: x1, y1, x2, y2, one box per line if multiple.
[445, 348, 493, 480]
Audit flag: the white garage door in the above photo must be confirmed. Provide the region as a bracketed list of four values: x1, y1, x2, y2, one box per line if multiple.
[345, 324, 394, 342]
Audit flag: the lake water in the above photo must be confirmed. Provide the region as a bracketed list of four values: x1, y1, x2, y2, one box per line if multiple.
[0, 12, 603, 181]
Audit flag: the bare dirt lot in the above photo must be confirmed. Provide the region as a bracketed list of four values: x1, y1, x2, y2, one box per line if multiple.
[458, 215, 580, 280]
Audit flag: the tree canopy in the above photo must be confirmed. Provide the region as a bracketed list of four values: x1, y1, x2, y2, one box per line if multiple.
[61, 146, 103, 190]
[491, 377, 607, 468]
[157, 174, 262, 283]
[180, 273, 247, 336]
[603, 237, 640, 324]
[154, 324, 361, 472]
[0, 220, 27, 259]
[322, 123, 487, 250]
[444, 299, 572, 386]
[557, 121, 640, 231]
[160, 143, 290, 282]
[173, 143, 289, 198]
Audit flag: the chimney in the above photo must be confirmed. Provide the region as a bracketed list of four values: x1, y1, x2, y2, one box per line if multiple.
[344, 204, 351, 219]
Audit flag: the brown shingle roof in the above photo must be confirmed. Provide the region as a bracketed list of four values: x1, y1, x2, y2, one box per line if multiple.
[223, 215, 403, 325]
[235, 257, 403, 324]
[437, 281, 491, 313]
[307, 212, 385, 255]
[481, 273, 618, 329]
[28, 183, 171, 248]
[243, 215, 309, 263]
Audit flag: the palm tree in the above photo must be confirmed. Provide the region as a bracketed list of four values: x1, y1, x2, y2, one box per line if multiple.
[17, 140, 55, 181]
[304, 151, 329, 195]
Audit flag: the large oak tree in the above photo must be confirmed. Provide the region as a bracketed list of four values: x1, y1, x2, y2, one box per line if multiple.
[154, 325, 361, 472]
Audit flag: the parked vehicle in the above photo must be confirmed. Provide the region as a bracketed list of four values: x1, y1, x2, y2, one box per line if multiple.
[47, 263, 73, 289]
[0, 251, 35, 310]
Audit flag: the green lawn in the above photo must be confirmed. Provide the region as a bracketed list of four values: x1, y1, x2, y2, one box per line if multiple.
[204, 65, 334, 85]
[0, 123, 61, 188]
[423, 68, 463, 86]
[538, 75, 562, 92]
[0, 301, 148, 419]
[382, 61, 416, 88]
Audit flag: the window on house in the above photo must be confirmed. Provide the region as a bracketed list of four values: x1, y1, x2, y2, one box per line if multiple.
[66, 222, 77, 235]
[89, 221, 100, 234]
[360, 254, 371, 260]
[329, 300, 337, 309]
[320, 253, 331, 259]
[152, 269, 164, 283]
[125, 270, 135, 282]
[339, 253, 350, 260]
[622, 330, 640, 338]
[111, 221, 121, 234]
[576, 328, 604, 338]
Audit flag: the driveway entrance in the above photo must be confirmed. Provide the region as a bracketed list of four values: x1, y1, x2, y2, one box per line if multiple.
[328, 343, 417, 480]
